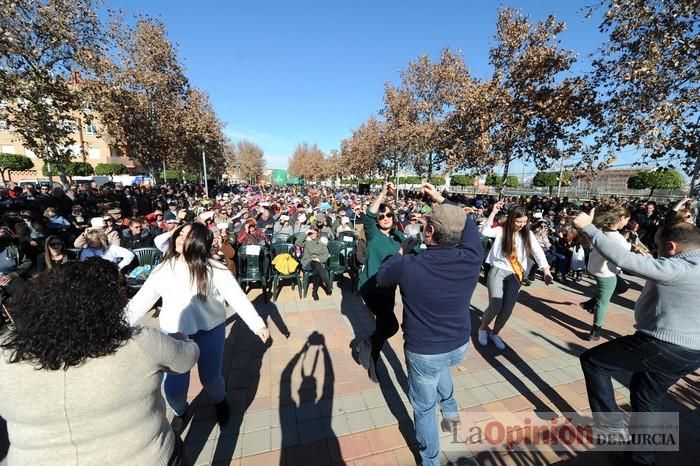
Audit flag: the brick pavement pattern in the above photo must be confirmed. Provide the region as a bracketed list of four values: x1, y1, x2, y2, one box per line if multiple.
[174, 275, 700, 466]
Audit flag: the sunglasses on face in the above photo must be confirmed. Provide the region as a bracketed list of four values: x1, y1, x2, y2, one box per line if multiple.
[378, 211, 394, 221]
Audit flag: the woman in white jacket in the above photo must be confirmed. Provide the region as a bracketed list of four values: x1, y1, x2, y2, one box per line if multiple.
[126, 222, 269, 433]
[479, 202, 553, 350]
[580, 205, 630, 341]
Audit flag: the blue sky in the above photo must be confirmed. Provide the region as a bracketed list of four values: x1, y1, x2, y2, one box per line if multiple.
[112, 0, 610, 174]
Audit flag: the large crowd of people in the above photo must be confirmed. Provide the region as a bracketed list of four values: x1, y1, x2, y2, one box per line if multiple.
[0, 177, 698, 465]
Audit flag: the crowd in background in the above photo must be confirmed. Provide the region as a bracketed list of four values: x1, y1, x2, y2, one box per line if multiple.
[0, 179, 696, 303]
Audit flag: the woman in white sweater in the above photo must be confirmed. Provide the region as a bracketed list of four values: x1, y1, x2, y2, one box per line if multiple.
[580, 205, 631, 341]
[479, 202, 553, 350]
[127, 222, 269, 433]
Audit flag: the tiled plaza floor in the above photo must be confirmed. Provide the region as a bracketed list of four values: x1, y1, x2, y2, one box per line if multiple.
[174, 273, 700, 466]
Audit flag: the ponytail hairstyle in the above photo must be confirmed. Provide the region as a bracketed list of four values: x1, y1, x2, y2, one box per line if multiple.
[593, 205, 630, 232]
[501, 206, 533, 258]
[166, 222, 214, 300]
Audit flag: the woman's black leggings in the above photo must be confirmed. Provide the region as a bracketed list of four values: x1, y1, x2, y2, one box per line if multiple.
[362, 290, 398, 363]
[309, 260, 332, 292]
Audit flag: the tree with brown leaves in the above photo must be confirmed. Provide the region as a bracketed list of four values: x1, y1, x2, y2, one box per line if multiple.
[288, 142, 327, 183]
[587, 0, 699, 195]
[486, 8, 596, 192]
[236, 140, 264, 185]
[86, 15, 190, 175]
[0, 0, 104, 185]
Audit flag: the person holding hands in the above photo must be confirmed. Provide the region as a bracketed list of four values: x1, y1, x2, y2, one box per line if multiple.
[354, 181, 406, 382]
[478, 201, 553, 349]
[126, 222, 269, 434]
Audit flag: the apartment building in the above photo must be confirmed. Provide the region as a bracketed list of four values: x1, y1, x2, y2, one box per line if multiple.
[0, 112, 140, 182]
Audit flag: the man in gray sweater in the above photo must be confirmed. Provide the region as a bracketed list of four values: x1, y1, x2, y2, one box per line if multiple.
[574, 211, 700, 466]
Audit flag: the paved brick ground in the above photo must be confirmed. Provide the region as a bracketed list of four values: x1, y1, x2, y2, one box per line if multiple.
[173, 273, 700, 466]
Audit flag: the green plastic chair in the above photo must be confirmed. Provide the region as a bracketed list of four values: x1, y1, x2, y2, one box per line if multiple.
[269, 243, 301, 302]
[237, 244, 268, 299]
[66, 248, 83, 261]
[132, 247, 163, 267]
[271, 233, 291, 244]
[326, 240, 350, 292]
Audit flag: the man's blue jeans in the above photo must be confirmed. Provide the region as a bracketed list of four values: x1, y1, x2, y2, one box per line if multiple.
[580, 332, 700, 465]
[405, 342, 468, 466]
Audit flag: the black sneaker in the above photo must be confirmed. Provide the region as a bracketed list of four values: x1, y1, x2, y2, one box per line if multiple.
[586, 325, 602, 341]
[215, 400, 230, 426]
[312, 289, 320, 301]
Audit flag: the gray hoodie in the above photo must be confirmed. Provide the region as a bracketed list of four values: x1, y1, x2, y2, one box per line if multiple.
[583, 224, 700, 350]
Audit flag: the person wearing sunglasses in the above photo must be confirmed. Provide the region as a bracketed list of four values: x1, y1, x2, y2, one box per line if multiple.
[354, 182, 407, 382]
[34, 235, 69, 275]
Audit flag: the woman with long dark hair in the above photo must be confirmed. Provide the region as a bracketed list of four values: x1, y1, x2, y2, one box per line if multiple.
[126, 222, 269, 433]
[479, 202, 553, 350]
[0, 259, 199, 465]
[354, 182, 406, 382]
[34, 234, 68, 275]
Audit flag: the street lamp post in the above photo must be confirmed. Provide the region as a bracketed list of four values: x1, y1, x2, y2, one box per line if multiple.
[202, 149, 209, 196]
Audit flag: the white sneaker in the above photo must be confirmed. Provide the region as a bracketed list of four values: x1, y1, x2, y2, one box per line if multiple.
[490, 334, 506, 350]
[478, 329, 489, 346]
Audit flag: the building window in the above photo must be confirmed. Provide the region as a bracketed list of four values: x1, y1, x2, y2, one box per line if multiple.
[110, 147, 122, 158]
[1, 145, 16, 154]
[85, 124, 98, 135]
[88, 148, 101, 160]
[0, 120, 7, 132]
[61, 120, 78, 132]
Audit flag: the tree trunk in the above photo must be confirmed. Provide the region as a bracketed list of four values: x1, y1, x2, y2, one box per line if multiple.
[57, 166, 70, 187]
[499, 157, 512, 196]
[427, 152, 433, 180]
[689, 152, 700, 198]
[0, 170, 6, 184]
[649, 187, 655, 199]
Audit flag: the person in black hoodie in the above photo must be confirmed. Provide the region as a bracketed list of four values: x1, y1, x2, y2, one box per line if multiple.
[120, 218, 154, 250]
[376, 182, 482, 466]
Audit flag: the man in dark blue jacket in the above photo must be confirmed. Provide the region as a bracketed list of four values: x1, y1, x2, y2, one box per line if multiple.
[377, 183, 482, 466]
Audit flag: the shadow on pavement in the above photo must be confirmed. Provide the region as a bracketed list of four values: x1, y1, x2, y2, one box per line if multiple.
[338, 281, 420, 463]
[520, 291, 624, 342]
[279, 332, 343, 465]
[184, 295, 277, 464]
[469, 305, 576, 416]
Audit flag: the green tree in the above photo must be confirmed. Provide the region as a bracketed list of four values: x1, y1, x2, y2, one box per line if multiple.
[533, 171, 573, 195]
[450, 175, 475, 186]
[627, 169, 684, 198]
[486, 174, 518, 188]
[0, 153, 34, 183]
[43, 161, 93, 177]
[94, 163, 128, 176]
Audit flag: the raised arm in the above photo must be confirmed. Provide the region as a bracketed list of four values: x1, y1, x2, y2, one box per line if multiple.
[480, 201, 504, 238]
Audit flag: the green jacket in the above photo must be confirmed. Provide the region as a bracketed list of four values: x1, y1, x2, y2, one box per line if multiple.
[295, 234, 330, 267]
[359, 211, 405, 294]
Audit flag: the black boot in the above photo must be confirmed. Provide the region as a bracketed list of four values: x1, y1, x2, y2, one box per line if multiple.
[586, 325, 602, 341]
[312, 287, 320, 301]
